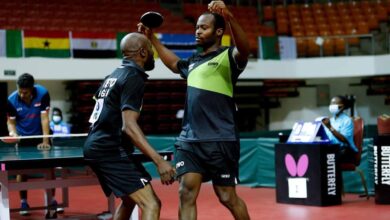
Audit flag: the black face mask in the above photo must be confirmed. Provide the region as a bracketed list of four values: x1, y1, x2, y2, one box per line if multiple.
[144, 54, 155, 71]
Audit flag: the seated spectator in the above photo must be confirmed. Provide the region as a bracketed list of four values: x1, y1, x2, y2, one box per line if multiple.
[50, 107, 70, 135]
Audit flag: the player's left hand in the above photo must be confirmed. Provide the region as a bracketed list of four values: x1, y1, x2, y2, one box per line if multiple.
[37, 142, 51, 150]
[208, 0, 232, 20]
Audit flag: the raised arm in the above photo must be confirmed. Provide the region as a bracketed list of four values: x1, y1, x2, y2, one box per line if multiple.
[138, 23, 181, 73]
[208, 0, 250, 65]
[122, 109, 175, 185]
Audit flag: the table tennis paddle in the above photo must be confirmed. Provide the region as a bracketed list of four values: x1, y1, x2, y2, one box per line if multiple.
[1, 136, 19, 144]
[140, 11, 164, 28]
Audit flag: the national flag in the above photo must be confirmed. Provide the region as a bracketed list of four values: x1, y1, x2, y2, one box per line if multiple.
[259, 36, 297, 60]
[71, 32, 117, 58]
[278, 37, 297, 60]
[24, 31, 70, 58]
[116, 32, 127, 58]
[221, 35, 231, 46]
[259, 36, 280, 60]
[158, 33, 197, 59]
[0, 29, 23, 57]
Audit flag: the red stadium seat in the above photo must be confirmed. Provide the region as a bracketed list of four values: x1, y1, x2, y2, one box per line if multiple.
[276, 18, 289, 35]
[306, 37, 320, 56]
[263, 5, 274, 21]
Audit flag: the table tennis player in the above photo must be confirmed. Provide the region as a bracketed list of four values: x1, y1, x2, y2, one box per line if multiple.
[83, 33, 175, 220]
[138, 1, 251, 219]
[6, 73, 59, 217]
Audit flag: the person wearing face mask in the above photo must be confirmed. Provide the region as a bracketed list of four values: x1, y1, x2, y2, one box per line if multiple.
[322, 95, 358, 163]
[50, 107, 70, 135]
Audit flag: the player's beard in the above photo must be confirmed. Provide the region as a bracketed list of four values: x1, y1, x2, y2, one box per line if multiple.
[144, 54, 155, 71]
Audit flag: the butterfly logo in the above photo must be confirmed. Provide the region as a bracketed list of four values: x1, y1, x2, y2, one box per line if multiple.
[285, 154, 309, 177]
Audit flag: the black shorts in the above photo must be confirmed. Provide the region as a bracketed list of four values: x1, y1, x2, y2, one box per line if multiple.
[174, 141, 240, 186]
[85, 156, 152, 197]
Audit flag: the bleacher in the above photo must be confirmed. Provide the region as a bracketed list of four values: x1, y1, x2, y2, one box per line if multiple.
[0, 0, 194, 33]
[262, 0, 390, 56]
[1, 0, 388, 58]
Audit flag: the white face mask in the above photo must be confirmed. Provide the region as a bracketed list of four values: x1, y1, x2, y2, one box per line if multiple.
[329, 104, 341, 115]
[53, 116, 62, 123]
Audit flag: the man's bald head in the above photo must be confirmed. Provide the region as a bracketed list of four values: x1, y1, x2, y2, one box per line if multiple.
[120, 32, 149, 56]
[120, 32, 155, 71]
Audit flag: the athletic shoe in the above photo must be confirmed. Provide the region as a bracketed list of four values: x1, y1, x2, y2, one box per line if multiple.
[19, 201, 30, 216]
[45, 200, 58, 219]
[56, 206, 64, 214]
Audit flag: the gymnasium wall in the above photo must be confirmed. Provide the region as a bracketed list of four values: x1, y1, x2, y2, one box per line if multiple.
[1, 55, 388, 131]
[1, 55, 390, 80]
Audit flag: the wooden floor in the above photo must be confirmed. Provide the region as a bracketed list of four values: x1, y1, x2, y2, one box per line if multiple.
[9, 180, 390, 220]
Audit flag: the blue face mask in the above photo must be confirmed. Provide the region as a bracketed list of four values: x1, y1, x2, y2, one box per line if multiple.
[329, 104, 341, 115]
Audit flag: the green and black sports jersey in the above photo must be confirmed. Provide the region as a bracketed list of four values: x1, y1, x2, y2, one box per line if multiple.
[176, 46, 247, 142]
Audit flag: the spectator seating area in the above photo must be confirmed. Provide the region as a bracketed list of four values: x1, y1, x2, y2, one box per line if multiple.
[0, 0, 389, 58]
[0, 0, 194, 33]
[183, 3, 275, 56]
[263, 0, 390, 56]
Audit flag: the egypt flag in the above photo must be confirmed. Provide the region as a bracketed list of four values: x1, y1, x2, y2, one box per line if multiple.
[24, 31, 71, 58]
[71, 32, 116, 58]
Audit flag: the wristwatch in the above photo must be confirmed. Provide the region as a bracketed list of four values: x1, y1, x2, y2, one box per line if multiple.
[330, 127, 335, 132]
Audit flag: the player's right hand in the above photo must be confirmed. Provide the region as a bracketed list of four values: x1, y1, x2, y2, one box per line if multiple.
[157, 160, 176, 185]
[321, 118, 331, 128]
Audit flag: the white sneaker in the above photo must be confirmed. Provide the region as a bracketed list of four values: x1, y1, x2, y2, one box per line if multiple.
[19, 201, 30, 216]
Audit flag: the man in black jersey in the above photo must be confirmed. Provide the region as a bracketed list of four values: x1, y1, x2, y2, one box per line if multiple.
[83, 33, 176, 220]
[138, 1, 251, 219]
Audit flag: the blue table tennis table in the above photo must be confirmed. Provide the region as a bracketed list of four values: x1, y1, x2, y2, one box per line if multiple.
[0, 138, 173, 220]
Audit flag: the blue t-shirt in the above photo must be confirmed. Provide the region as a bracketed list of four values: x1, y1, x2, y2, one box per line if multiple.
[7, 84, 50, 136]
[324, 112, 358, 152]
[50, 121, 70, 135]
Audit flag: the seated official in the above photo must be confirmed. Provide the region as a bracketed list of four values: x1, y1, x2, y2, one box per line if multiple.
[50, 107, 70, 135]
[321, 95, 358, 164]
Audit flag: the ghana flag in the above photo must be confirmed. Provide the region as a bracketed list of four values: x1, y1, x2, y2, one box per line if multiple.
[23, 31, 71, 58]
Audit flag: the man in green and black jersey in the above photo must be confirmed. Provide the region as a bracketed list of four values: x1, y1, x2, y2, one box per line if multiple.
[139, 1, 251, 219]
